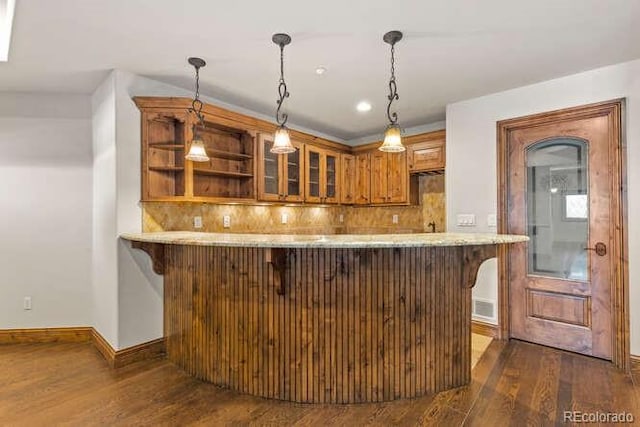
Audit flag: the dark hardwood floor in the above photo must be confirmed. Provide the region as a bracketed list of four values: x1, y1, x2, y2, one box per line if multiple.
[0, 339, 638, 426]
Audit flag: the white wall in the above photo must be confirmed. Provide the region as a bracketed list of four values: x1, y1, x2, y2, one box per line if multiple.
[0, 93, 92, 328]
[91, 75, 119, 346]
[91, 70, 174, 349]
[115, 70, 169, 348]
[446, 59, 639, 354]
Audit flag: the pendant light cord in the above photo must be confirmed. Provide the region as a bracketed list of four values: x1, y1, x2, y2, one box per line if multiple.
[386, 42, 399, 126]
[276, 43, 290, 127]
[189, 65, 205, 127]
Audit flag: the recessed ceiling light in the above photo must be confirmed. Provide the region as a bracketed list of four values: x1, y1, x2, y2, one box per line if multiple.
[315, 66, 327, 75]
[0, 0, 16, 61]
[356, 101, 372, 112]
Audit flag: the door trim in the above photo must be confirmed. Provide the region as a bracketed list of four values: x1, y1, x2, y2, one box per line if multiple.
[496, 99, 629, 371]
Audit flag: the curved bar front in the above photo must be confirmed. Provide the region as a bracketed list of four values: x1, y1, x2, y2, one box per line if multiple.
[122, 232, 527, 403]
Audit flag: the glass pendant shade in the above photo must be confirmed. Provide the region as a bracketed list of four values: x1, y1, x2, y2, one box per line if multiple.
[379, 124, 405, 152]
[271, 126, 296, 154]
[185, 137, 210, 162]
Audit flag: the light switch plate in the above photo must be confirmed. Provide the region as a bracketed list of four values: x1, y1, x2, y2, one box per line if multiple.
[456, 214, 476, 227]
[193, 216, 203, 229]
[281, 213, 288, 224]
[223, 215, 231, 228]
[392, 214, 399, 224]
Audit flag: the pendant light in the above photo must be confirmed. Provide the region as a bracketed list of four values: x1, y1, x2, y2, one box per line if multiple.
[379, 31, 405, 153]
[271, 33, 296, 154]
[185, 57, 210, 162]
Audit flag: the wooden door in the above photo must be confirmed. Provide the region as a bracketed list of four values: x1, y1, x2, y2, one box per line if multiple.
[507, 109, 618, 359]
[340, 154, 355, 204]
[305, 146, 323, 203]
[387, 151, 408, 203]
[257, 133, 281, 202]
[258, 135, 303, 202]
[354, 153, 371, 205]
[370, 151, 388, 204]
[408, 139, 445, 172]
[282, 140, 304, 202]
[323, 149, 340, 204]
[305, 146, 340, 204]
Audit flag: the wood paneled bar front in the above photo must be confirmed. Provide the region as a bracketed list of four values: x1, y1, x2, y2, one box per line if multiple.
[122, 232, 527, 403]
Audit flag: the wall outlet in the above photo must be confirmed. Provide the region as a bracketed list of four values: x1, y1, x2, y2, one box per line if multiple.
[223, 215, 231, 228]
[193, 216, 203, 229]
[487, 214, 497, 227]
[339, 214, 344, 223]
[392, 214, 399, 224]
[23, 296, 32, 310]
[456, 214, 476, 227]
[281, 213, 288, 224]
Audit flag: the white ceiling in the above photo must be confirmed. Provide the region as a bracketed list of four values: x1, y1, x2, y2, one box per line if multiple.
[1, 0, 639, 140]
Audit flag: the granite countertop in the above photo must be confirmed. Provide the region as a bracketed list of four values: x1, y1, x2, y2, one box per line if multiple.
[121, 231, 528, 248]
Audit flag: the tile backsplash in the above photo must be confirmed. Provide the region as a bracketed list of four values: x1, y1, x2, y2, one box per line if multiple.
[143, 175, 445, 234]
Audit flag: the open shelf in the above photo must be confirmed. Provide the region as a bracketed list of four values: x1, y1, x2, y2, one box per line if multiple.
[207, 148, 253, 161]
[149, 166, 185, 172]
[194, 168, 253, 178]
[149, 144, 184, 151]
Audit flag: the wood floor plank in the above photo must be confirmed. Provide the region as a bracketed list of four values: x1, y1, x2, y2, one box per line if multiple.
[1, 339, 637, 426]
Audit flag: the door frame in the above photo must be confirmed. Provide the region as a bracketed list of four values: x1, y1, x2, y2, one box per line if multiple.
[496, 99, 629, 371]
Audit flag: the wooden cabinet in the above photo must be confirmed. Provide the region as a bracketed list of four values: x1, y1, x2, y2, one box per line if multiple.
[305, 146, 340, 204]
[136, 97, 439, 206]
[354, 153, 371, 205]
[408, 135, 445, 172]
[370, 151, 388, 204]
[142, 112, 188, 200]
[340, 154, 355, 204]
[257, 134, 304, 202]
[370, 150, 408, 204]
[387, 150, 408, 203]
[191, 120, 255, 199]
[139, 103, 255, 202]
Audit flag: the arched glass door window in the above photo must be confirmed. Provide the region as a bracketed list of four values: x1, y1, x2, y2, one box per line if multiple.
[525, 138, 588, 280]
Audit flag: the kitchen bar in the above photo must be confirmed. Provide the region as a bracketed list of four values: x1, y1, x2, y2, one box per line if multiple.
[122, 231, 527, 403]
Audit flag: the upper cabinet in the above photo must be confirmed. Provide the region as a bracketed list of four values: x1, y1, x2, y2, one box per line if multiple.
[407, 130, 446, 173]
[354, 153, 371, 205]
[136, 97, 443, 206]
[142, 111, 188, 200]
[138, 99, 256, 202]
[191, 120, 255, 200]
[305, 146, 340, 204]
[257, 133, 304, 202]
[387, 150, 409, 203]
[370, 150, 408, 204]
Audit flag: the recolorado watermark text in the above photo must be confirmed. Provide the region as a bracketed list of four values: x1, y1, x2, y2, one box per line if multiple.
[563, 411, 634, 423]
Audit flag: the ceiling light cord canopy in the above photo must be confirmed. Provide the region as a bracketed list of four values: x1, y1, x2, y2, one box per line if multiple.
[271, 33, 296, 154]
[379, 30, 405, 153]
[185, 57, 210, 162]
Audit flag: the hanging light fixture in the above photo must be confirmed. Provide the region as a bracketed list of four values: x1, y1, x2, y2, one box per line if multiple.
[185, 57, 210, 162]
[271, 33, 296, 154]
[379, 30, 405, 153]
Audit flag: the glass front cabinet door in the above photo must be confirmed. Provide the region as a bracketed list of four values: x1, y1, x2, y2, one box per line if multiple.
[305, 146, 340, 204]
[257, 133, 304, 202]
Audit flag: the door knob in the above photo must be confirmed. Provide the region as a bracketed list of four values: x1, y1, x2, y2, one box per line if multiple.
[584, 242, 607, 256]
